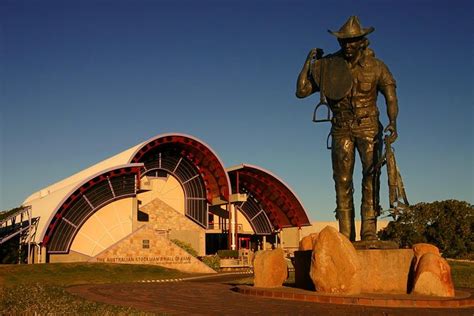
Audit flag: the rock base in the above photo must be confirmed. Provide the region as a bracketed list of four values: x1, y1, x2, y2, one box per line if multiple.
[293, 250, 315, 290]
[353, 240, 399, 250]
[298, 233, 319, 251]
[358, 249, 413, 293]
[310, 226, 362, 294]
[412, 252, 455, 297]
[253, 248, 288, 288]
[294, 227, 455, 297]
[236, 285, 474, 308]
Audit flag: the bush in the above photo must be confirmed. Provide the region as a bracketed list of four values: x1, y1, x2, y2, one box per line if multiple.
[217, 249, 239, 258]
[379, 200, 473, 259]
[200, 255, 220, 271]
[171, 239, 198, 257]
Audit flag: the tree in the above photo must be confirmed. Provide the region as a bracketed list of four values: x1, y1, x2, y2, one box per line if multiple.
[378, 200, 473, 259]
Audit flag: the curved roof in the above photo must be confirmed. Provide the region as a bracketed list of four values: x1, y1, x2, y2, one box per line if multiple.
[129, 133, 231, 203]
[227, 164, 310, 231]
[41, 164, 142, 252]
[24, 133, 231, 242]
[139, 151, 209, 227]
[24, 133, 309, 246]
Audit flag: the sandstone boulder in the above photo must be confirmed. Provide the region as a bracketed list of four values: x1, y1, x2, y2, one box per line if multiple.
[299, 233, 319, 251]
[310, 226, 362, 294]
[413, 243, 440, 270]
[253, 248, 288, 288]
[412, 253, 455, 297]
[299, 236, 313, 251]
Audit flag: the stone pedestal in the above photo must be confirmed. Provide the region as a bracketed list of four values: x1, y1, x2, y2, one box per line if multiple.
[358, 249, 414, 293]
[294, 226, 455, 297]
[353, 240, 399, 250]
[296, 248, 415, 294]
[293, 250, 315, 290]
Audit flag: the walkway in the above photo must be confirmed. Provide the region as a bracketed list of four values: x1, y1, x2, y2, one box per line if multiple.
[67, 274, 473, 315]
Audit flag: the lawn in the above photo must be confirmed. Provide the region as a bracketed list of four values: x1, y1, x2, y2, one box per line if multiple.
[449, 260, 474, 288]
[0, 260, 472, 314]
[0, 262, 196, 314]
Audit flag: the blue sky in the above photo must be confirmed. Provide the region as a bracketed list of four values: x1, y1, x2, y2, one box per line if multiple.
[1, 0, 473, 221]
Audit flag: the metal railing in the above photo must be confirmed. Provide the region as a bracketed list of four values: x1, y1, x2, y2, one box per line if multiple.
[0, 206, 35, 264]
[207, 223, 244, 232]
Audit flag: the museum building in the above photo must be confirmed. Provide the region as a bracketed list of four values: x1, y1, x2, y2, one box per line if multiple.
[22, 133, 311, 265]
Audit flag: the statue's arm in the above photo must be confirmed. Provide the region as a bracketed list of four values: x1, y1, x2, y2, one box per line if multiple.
[380, 84, 399, 143]
[296, 48, 320, 98]
[378, 61, 399, 143]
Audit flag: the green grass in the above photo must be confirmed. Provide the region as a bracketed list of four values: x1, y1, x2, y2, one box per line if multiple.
[1, 284, 149, 315]
[0, 260, 472, 313]
[0, 262, 193, 287]
[0, 262, 197, 314]
[449, 260, 474, 288]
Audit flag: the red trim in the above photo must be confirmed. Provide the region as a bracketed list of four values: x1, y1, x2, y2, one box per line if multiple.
[130, 135, 230, 203]
[229, 166, 310, 230]
[42, 167, 140, 247]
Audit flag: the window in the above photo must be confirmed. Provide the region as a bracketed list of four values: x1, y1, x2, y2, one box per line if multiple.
[142, 240, 150, 249]
[157, 170, 168, 178]
[137, 210, 149, 222]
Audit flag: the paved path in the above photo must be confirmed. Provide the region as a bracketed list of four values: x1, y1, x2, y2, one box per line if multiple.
[68, 274, 473, 315]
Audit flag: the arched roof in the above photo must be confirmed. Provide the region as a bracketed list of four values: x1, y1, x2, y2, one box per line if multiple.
[227, 164, 310, 233]
[41, 164, 143, 253]
[129, 133, 231, 204]
[24, 132, 231, 244]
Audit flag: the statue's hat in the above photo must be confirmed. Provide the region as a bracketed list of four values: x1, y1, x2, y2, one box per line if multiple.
[328, 16, 374, 39]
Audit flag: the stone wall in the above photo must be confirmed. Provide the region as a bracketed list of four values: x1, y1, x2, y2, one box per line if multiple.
[49, 250, 92, 263]
[90, 225, 216, 274]
[139, 197, 206, 255]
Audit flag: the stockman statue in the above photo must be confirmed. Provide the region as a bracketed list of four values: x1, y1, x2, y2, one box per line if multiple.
[296, 16, 399, 241]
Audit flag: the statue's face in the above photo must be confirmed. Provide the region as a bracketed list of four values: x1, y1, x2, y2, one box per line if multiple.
[338, 37, 365, 60]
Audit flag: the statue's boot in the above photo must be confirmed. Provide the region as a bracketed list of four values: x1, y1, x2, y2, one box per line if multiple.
[361, 209, 378, 241]
[337, 209, 355, 241]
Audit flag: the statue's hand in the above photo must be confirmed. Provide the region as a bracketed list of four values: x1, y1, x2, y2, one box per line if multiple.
[384, 122, 398, 144]
[306, 48, 324, 63]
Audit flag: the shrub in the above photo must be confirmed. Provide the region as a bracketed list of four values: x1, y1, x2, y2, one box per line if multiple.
[379, 199, 473, 259]
[200, 255, 220, 271]
[171, 239, 198, 257]
[217, 249, 239, 258]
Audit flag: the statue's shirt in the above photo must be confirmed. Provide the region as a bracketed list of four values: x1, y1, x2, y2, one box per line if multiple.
[311, 51, 396, 123]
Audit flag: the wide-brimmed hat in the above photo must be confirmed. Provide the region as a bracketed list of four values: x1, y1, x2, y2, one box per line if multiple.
[328, 16, 374, 39]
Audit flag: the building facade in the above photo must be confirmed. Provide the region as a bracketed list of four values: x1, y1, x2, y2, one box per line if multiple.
[21, 133, 311, 266]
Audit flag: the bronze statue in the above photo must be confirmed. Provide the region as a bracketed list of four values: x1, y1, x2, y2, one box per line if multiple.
[296, 16, 399, 241]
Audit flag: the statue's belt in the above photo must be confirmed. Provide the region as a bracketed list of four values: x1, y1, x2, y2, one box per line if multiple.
[332, 106, 378, 121]
[332, 113, 378, 125]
